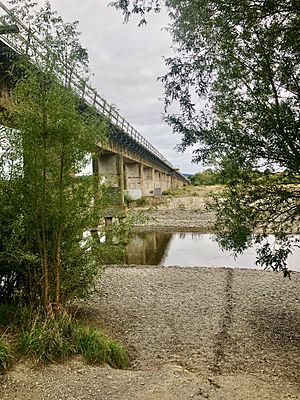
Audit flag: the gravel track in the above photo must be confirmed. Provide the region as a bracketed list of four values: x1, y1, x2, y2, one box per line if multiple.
[1, 266, 300, 399]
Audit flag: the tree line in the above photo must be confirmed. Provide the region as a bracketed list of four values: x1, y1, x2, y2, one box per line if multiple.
[189, 169, 300, 186]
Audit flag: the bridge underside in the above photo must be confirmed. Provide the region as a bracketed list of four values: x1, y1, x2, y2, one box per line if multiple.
[0, 38, 187, 202]
[94, 148, 184, 201]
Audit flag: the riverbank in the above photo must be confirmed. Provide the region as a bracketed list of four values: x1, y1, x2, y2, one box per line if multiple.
[1, 186, 300, 399]
[132, 186, 217, 232]
[1, 266, 300, 399]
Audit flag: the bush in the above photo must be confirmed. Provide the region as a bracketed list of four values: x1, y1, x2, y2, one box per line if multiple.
[189, 169, 221, 186]
[162, 188, 176, 196]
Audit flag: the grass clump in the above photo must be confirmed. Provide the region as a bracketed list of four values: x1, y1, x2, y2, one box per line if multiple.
[0, 339, 12, 372]
[73, 326, 128, 368]
[17, 311, 76, 363]
[15, 308, 128, 368]
[134, 196, 149, 207]
[0, 305, 128, 370]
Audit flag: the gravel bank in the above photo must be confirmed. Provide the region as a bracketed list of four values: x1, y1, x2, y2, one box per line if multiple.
[133, 194, 216, 231]
[2, 266, 300, 399]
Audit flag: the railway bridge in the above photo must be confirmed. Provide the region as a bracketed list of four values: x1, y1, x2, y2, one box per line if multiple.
[0, 2, 187, 202]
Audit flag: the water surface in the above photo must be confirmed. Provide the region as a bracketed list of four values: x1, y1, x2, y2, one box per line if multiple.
[125, 232, 300, 272]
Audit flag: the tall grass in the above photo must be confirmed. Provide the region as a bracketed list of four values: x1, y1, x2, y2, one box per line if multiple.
[17, 311, 76, 363]
[0, 304, 128, 370]
[73, 325, 127, 368]
[0, 339, 12, 372]
[16, 308, 128, 368]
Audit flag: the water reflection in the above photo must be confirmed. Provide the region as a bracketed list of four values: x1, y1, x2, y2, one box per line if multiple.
[125, 232, 172, 265]
[125, 232, 300, 272]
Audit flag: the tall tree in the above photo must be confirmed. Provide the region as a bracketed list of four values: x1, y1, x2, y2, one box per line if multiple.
[111, 0, 300, 274]
[0, 1, 130, 308]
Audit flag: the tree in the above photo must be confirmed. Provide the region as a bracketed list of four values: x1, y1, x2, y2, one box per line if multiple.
[111, 0, 300, 275]
[0, 1, 131, 309]
[189, 169, 221, 186]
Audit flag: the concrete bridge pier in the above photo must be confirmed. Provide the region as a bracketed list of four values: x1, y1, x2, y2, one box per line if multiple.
[124, 161, 143, 200]
[154, 170, 162, 196]
[94, 152, 125, 205]
[161, 172, 169, 193]
[143, 166, 155, 196]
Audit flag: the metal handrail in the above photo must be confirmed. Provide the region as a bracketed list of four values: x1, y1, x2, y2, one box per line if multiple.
[0, 1, 175, 170]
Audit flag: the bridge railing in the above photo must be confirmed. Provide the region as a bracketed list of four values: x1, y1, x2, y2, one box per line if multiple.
[0, 1, 176, 170]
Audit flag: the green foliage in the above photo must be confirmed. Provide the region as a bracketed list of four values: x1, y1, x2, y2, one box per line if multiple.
[1, 305, 127, 368]
[189, 169, 222, 186]
[162, 187, 193, 196]
[162, 188, 176, 196]
[0, 64, 107, 306]
[0, 180, 27, 303]
[212, 181, 300, 276]
[124, 192, 134, 206]
[0, 339, 12, 372]
[17, 310, 77, 363]
[112, 0, 300, 274]
[134, 196, 149, 207]
[0, 2, 135, 307]
[73, 326, 128, 368]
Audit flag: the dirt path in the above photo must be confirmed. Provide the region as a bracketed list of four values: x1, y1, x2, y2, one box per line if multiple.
[1, 266, 300, 399]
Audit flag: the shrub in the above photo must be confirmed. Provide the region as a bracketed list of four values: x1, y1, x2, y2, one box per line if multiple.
[189, 169, 221, 186]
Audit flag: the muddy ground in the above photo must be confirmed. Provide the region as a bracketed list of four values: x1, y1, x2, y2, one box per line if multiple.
[1, 187, 300, 399]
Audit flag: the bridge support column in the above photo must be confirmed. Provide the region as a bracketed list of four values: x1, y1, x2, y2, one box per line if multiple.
[117, 154, 125, 206]
[124, 162, 143, 200]
[96, 154, 119, 186]
[160, 172, 168, 193]
[95, 153, 125, 205]
[139, 164, 144, 196]
[171, 175, 176, 190]
[143, 166, 155, 196]
[154, 170, 161, 196]
[167, 174, 172, 190]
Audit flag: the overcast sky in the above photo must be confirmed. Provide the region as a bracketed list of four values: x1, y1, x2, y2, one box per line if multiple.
[32, 0, 201, 173]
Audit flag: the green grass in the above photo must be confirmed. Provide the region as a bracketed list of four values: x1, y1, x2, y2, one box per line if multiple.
[0, 304, 128, 370]
[17, 311, 76, 363]
[134, 196, 149, 207]
[73, 325, 128, 368]
[0, 339, 12, 372]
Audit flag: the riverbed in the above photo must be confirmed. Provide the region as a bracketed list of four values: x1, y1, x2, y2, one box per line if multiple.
[2, 266, 300, 400]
